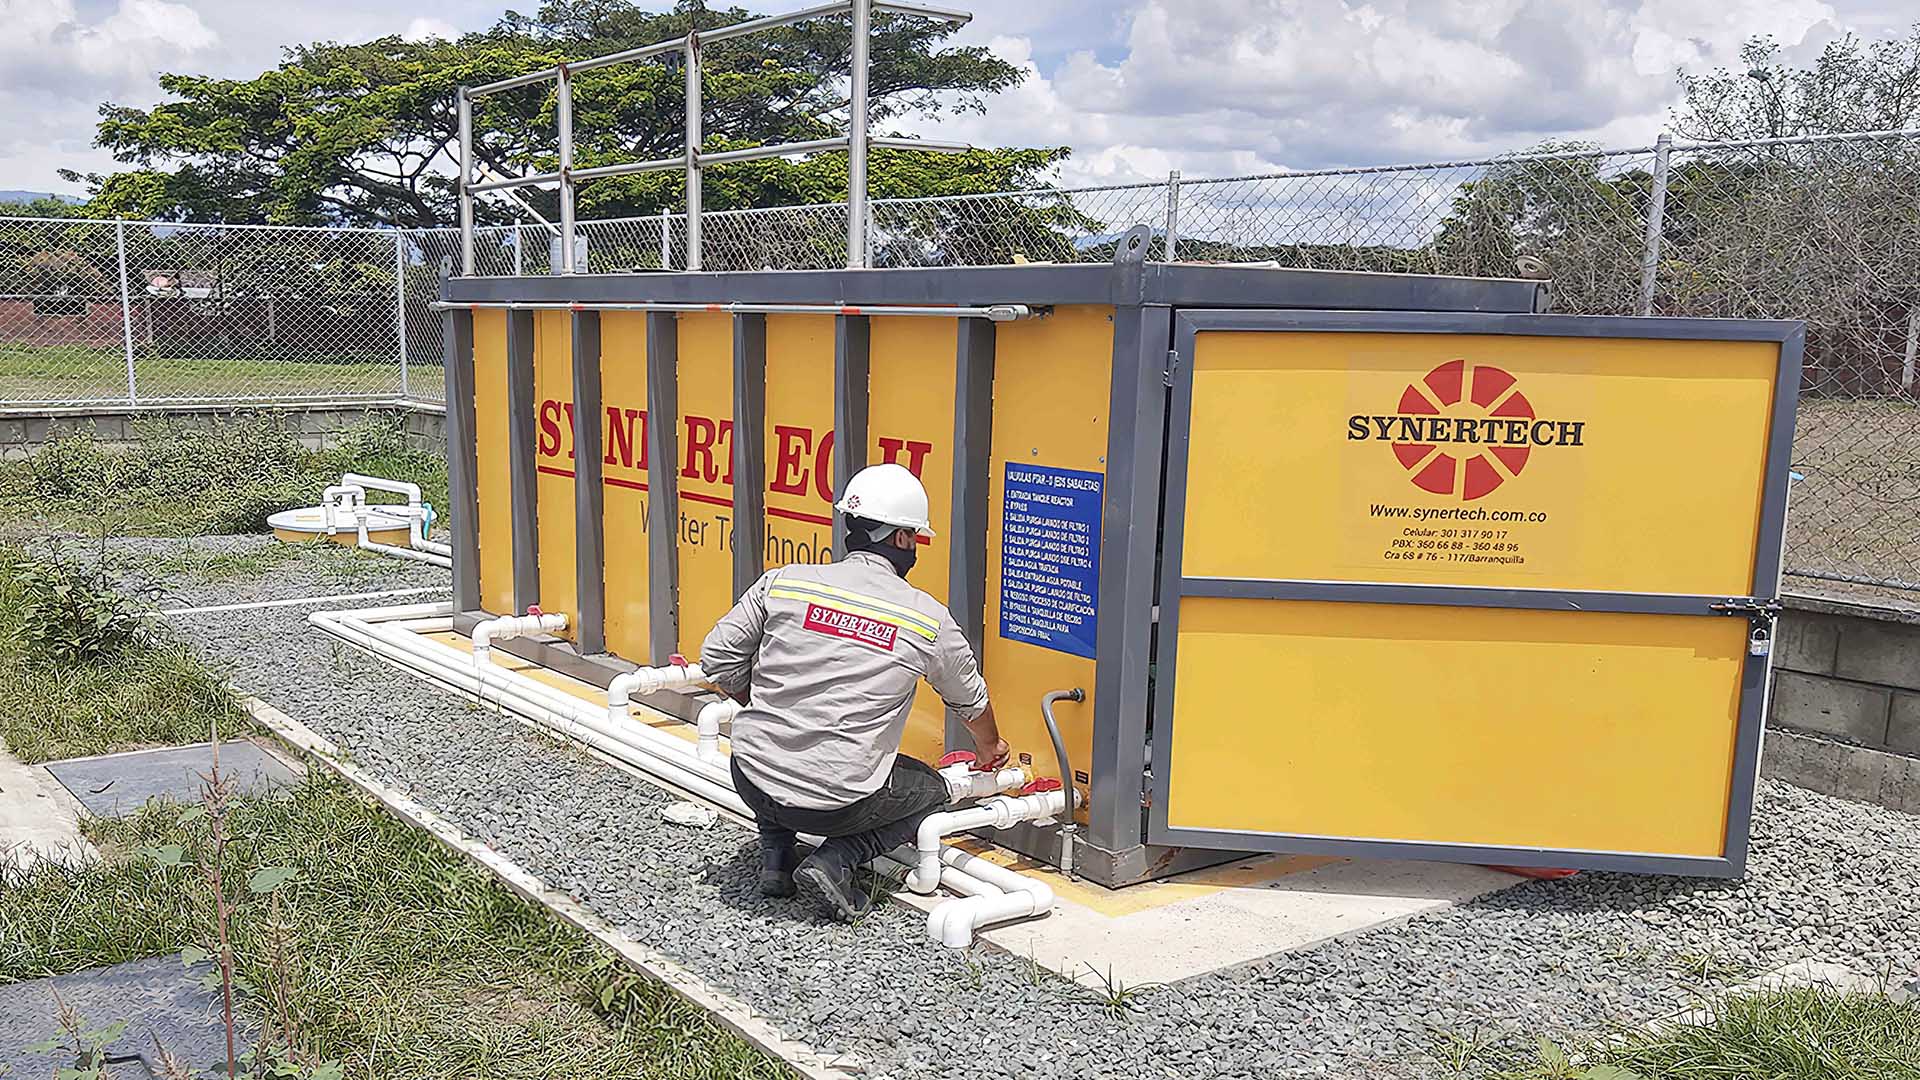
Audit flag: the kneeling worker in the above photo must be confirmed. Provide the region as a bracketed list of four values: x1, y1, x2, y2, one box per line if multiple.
[699, 463, 1007, 921]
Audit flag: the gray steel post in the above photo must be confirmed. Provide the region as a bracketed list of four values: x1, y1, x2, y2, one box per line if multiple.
[444, 309, 481, 612]
[572, 311, 607, 653]
[847, 0, 871, 268]
[394, 232, 410, 399]
[1637, 133, 1671, 317]
[660, 212, 672, 271]
[557, 63, 576, 274]
[645, 311, 683, 659]
[832, 314, 870, 558]
[114, 221, 138, 405]
[1163, 169, 1182, 262]
[458, 89, 475, 276]
[684, 34, 703, 271]
[513, 225, 525, 276]
[507, 311, 540, 612]
[732, 314, 768, 596]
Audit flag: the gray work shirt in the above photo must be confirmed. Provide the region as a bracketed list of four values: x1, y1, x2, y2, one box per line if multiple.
[699, 551, 990, 811]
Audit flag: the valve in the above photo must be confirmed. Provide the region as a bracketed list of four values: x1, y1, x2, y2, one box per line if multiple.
[938, 750, 977, 768]
[526, 604, 543, 616]
[668, 652, 689, 667]
[1020, 777, 1062, 795]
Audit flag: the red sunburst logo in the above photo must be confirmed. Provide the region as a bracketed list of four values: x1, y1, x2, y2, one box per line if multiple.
[1392, 359, 1533, 501]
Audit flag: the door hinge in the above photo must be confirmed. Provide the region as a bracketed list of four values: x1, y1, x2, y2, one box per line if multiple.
[1163, 349, 1179, 387]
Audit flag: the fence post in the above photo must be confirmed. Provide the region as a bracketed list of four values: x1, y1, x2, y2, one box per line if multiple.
[1163, 169, 1183, 263]
[394, 231, 411, 400]
[660, 212, 672, 271]
[1636, 133, 1671, 317]
[1902, 301, 1918, 393]
[114, 220, 138, 405]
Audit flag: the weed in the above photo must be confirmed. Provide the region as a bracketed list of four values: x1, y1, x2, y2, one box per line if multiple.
[1, 774, 787, 1079]
[1082, 964, 1162, 1020]
[1426, 1025, 1496, 1079]
[11, 551, 145, 666]
[0, 545, 252, 762]
[1, 414, 446, 539]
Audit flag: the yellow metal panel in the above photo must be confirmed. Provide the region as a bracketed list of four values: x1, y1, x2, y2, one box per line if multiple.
[674, 312, 735, 657]
[870, 316, 958, 764]
[762, 314, 838, 572]
[1165, 599, 1744, 856]
[599, 312, 652, 662]
[532, 310, 577, 637]
[1183, 332, 1780, 595]
[983, 305, 1114, 816]
[472, 308, 514, 615]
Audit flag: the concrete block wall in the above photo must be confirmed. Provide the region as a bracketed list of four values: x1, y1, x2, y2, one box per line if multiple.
[1765, 594, 1920, 812]
[1771, 596, 1920, 755]
[0, 403, 445, 460]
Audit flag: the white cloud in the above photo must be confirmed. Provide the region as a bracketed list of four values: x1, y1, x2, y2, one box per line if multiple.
[403, 16, 460, 42]
[906, 0, 1857, 186]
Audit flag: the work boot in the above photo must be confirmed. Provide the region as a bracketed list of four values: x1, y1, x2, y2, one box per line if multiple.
[758, 840, 798, 898]
[793, 847, 871, 922]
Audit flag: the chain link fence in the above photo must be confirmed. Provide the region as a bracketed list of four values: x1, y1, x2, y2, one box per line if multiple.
[2, 129, 1916, 593]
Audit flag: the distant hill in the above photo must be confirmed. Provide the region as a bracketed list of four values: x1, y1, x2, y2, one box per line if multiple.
[0, 190, 82, 205]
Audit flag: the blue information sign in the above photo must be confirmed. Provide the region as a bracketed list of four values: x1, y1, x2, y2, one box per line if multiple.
[999, 463, 1102, 659]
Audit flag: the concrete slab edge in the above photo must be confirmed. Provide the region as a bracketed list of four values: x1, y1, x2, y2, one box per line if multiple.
[238, 696, 862, 1080]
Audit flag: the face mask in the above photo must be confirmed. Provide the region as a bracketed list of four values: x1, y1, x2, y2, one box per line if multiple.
[879, 538, 917, 578]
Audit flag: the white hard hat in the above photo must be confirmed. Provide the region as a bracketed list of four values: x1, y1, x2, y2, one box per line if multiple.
[835, 463, 935, 539]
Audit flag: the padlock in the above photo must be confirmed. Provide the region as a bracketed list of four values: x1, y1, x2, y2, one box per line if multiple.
[1749, 624, 1772, 657]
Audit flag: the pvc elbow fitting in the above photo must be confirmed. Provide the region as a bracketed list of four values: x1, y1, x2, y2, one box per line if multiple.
[695, 700, 737, 765]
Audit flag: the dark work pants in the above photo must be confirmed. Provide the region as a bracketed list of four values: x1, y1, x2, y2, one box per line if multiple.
[730, 755, 949, 869]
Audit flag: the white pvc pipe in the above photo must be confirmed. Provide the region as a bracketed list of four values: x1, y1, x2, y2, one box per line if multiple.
[607, 661, 709, 715]
[907, 788, 1069, 894]
[938, 762, 1030, 803]
[339, 472, 449, 556]
[929, 847, 1057, 949]
[159, 586, 447, 618]
[695, 700, 737, 765]
[312, 606, 1046, 935]
[472, 611, 569, 667]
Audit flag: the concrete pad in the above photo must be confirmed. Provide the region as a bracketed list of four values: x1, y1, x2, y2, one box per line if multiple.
[0, 954, 247, 1076]
[893, 844, 1518, 988]
[46, 741, 303, 818]
[407, 623, 1524, 988]
[0, 749, 96, 870]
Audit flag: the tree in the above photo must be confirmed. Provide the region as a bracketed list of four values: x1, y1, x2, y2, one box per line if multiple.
[65, 0, 1066, 228]
[1672, 26, 1920, 142]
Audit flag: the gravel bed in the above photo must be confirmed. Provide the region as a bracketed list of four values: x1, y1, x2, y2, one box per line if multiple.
[95, 533, 448, 612]
[166, 544, 1920, 1079]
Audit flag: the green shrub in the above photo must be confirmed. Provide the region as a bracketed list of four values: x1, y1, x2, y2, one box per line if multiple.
[6, 412, 446, 538]
[13, 553, 145, 666]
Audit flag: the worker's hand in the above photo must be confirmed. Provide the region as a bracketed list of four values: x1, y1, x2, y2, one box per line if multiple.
[973, 737, 1011, 771]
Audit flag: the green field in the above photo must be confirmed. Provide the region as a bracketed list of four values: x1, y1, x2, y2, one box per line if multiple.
[0, 342, 444, 404]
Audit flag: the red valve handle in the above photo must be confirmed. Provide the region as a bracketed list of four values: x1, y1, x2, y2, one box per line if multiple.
[526, 604, 543, 616]
[668, 653, 688, 667]
[1021, 778, 1063, 794]
[938, 750, 976, 768]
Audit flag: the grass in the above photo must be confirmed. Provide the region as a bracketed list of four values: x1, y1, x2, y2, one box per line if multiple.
[0, 541, 254, 763]
[1435, 986, 1920, 1080]
[0, 411, 448, 539]
[0, 776, 788, 1080]
[0, 341, 444, 404]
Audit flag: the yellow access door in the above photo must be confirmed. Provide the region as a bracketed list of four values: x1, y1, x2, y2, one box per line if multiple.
[1148, 311, 1800, 876]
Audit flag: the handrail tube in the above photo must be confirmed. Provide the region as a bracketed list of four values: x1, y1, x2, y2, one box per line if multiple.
[468, 171, 563, 194]
[431, 300, 1042, 321]
[568, 156, 690, 183]
[700, 137, 852, 167]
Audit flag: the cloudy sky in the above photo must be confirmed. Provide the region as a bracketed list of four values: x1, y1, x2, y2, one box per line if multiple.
[2, 0, 1912, 198]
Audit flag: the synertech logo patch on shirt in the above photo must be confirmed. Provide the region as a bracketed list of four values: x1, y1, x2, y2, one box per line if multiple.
[802, 603, 899, 651]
